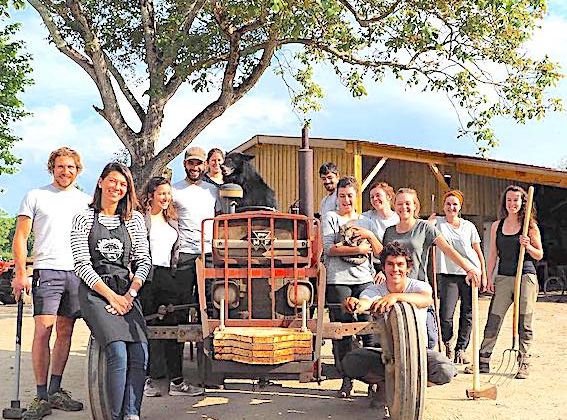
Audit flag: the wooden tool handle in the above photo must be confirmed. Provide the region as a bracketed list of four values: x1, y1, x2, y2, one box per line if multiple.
[512, 186, 534, 338]
[471, 283, 480, 391]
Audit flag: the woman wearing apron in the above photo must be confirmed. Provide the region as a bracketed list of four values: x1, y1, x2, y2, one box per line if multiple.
[71, 162, 151, 420]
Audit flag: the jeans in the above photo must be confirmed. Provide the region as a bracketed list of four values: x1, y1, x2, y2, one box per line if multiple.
[438, 274, 472, 350]
[326, 282, 373, 375]
[105, 341, 148, 420]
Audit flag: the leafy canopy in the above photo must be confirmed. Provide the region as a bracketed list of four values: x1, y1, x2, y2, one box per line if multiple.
[28, 0, 562, 182]
[0, 0, 32, 176]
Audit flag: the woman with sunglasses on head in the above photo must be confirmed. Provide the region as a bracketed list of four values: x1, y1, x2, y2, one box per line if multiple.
[322, 176, 383, 398]
[429, 190, 487, 364]
[139, 176, 204, 398]
[472, 185, 542, 379]
[382, 188, 481, 350]
[71, 162, 151, 420]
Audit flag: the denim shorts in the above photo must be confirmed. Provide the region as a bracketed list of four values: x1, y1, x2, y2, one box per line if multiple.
[31, 269, 81, 318]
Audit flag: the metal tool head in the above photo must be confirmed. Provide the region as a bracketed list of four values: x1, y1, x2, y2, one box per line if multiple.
[2, 401, 26, 419]
[466, 385, 497, 400]
[489, 349, 521, 387]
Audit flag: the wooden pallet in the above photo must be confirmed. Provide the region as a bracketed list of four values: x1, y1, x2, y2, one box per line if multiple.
[213, 327, 313, 364]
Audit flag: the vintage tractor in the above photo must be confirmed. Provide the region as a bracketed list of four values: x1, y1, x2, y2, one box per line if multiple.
[85, 136, 427, 420]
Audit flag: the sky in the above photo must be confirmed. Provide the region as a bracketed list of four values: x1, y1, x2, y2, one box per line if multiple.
[0, 2, 566, 215]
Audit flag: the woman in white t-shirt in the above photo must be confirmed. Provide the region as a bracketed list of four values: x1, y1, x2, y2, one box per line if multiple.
[429, 190, 487, 364]
[140, 176, 204, 398]
[362, 181, 400, 242]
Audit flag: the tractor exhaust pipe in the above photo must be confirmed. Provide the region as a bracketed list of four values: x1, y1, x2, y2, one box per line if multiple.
[298, 124, 314, 218]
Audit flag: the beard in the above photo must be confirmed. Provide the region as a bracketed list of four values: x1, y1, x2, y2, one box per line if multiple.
[185, 166, 203, 182]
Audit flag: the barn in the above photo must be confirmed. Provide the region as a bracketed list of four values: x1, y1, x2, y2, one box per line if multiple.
[231, 134, 567, 286]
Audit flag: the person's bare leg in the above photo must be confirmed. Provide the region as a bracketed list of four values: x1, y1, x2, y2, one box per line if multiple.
[32, 315, 56, 387]
[51, 316, 75, 375]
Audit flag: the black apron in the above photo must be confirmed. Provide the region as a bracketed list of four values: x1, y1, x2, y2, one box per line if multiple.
[79, 212, 147, 346]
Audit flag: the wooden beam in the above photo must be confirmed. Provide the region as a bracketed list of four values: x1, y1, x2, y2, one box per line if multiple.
[428, 163, 451, 193]
[456, 161, 567, 188]
[361, 157, 388, 192]
[360, 143, 450, 165]
[353, 143, 363, 212]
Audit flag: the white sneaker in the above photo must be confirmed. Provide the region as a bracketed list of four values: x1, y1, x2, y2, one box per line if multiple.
[143, 378, 162, 397]
[168, 379, 205, 397]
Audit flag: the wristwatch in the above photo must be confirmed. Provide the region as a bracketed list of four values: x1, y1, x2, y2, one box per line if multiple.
[128, 289, 138, 298]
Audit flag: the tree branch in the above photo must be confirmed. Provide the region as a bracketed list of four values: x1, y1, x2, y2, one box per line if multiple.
[65, 0, 137, 150]
[337, 0, 401, 27]
[28, 0, 96, 80]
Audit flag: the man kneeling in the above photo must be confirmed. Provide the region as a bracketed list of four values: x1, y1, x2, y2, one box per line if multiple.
[342, 241, 456, 406]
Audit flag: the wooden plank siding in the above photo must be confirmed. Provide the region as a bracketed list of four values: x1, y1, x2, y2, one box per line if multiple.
[244, 143, 353, 211]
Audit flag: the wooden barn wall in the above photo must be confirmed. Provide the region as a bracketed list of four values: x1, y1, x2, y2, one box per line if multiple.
[361, 156, 520, 219]
[244, 144, 524, 221]
[242, 144, 353, 211]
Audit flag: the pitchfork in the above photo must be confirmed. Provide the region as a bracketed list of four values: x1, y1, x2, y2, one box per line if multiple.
[489, 185, 534, 386]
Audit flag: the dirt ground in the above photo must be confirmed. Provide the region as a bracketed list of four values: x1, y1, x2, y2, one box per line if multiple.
[1, 293, 566, 420]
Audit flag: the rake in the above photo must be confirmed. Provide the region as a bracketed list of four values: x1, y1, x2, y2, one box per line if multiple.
[489, 185, 534, 386]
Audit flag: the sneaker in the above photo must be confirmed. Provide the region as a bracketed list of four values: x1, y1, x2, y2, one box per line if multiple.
[48, 389, 83, 411]
[168, 380, 205, 396]
[123, 416, 140, 420]
[336, 377, 353, 398]
[23, 397, 52, 420]
[515, 361, 530, 379]
[144, 378, 162, 397]
[454, 349, 470, 365]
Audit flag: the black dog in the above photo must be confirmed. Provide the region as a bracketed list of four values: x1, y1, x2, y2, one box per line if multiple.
[221, 152, 278, 209]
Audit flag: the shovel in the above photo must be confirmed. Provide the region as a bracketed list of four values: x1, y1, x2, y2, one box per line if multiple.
[2, 298, 27, 419]
[490, 185, 534, 386]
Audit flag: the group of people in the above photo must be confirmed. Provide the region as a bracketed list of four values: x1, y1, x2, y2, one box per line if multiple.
[9, 145, 543, 420]
[317, 162, 543, 404]
[11, 146, 225, 420]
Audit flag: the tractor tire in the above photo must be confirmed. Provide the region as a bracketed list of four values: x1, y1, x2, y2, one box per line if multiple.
[382, 301, 427, 420]
[86, 335, 112, 420]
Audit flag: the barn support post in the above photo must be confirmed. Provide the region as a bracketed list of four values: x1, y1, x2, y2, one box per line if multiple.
[353, 143, 363, 212]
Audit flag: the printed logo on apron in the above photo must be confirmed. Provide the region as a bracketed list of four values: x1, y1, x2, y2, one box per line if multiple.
[96, 238, 124, 262]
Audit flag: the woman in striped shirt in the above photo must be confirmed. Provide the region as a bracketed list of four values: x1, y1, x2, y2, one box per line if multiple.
[71, 162, 151, 420]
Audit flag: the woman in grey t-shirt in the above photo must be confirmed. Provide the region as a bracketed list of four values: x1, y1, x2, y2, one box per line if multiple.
[382, 188, 481, 349]
[322, 176, 383, 398]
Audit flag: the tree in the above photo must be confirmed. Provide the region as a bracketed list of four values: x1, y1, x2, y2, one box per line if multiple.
[27, 0, 562, 187]
[0, 0, 32, 176]
[0, 209, 16, 259]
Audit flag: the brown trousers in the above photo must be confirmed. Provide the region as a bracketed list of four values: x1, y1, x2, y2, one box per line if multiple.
[480, 273, 538, 361]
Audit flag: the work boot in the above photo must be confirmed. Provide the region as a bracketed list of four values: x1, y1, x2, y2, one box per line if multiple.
[515, 355, 530, 379]
[23, 397, 52, 420]
[454, 348, 470, 365]
[48, 389, 83, 411]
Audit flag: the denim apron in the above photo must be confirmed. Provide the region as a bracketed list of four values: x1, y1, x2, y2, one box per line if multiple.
[79, 212, 147, 346]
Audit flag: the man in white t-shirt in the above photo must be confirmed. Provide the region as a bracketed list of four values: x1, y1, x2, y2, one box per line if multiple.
[171, 146, 220, 395]
[318, 162, 339, 218]
[342, 242, 456, 408]
[12, 147, 91, 419]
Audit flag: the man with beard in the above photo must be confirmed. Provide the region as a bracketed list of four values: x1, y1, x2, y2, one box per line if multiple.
[12, 147, 91, 420]
[319, 162, 339, 218]
[170, 146, 220, 395]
